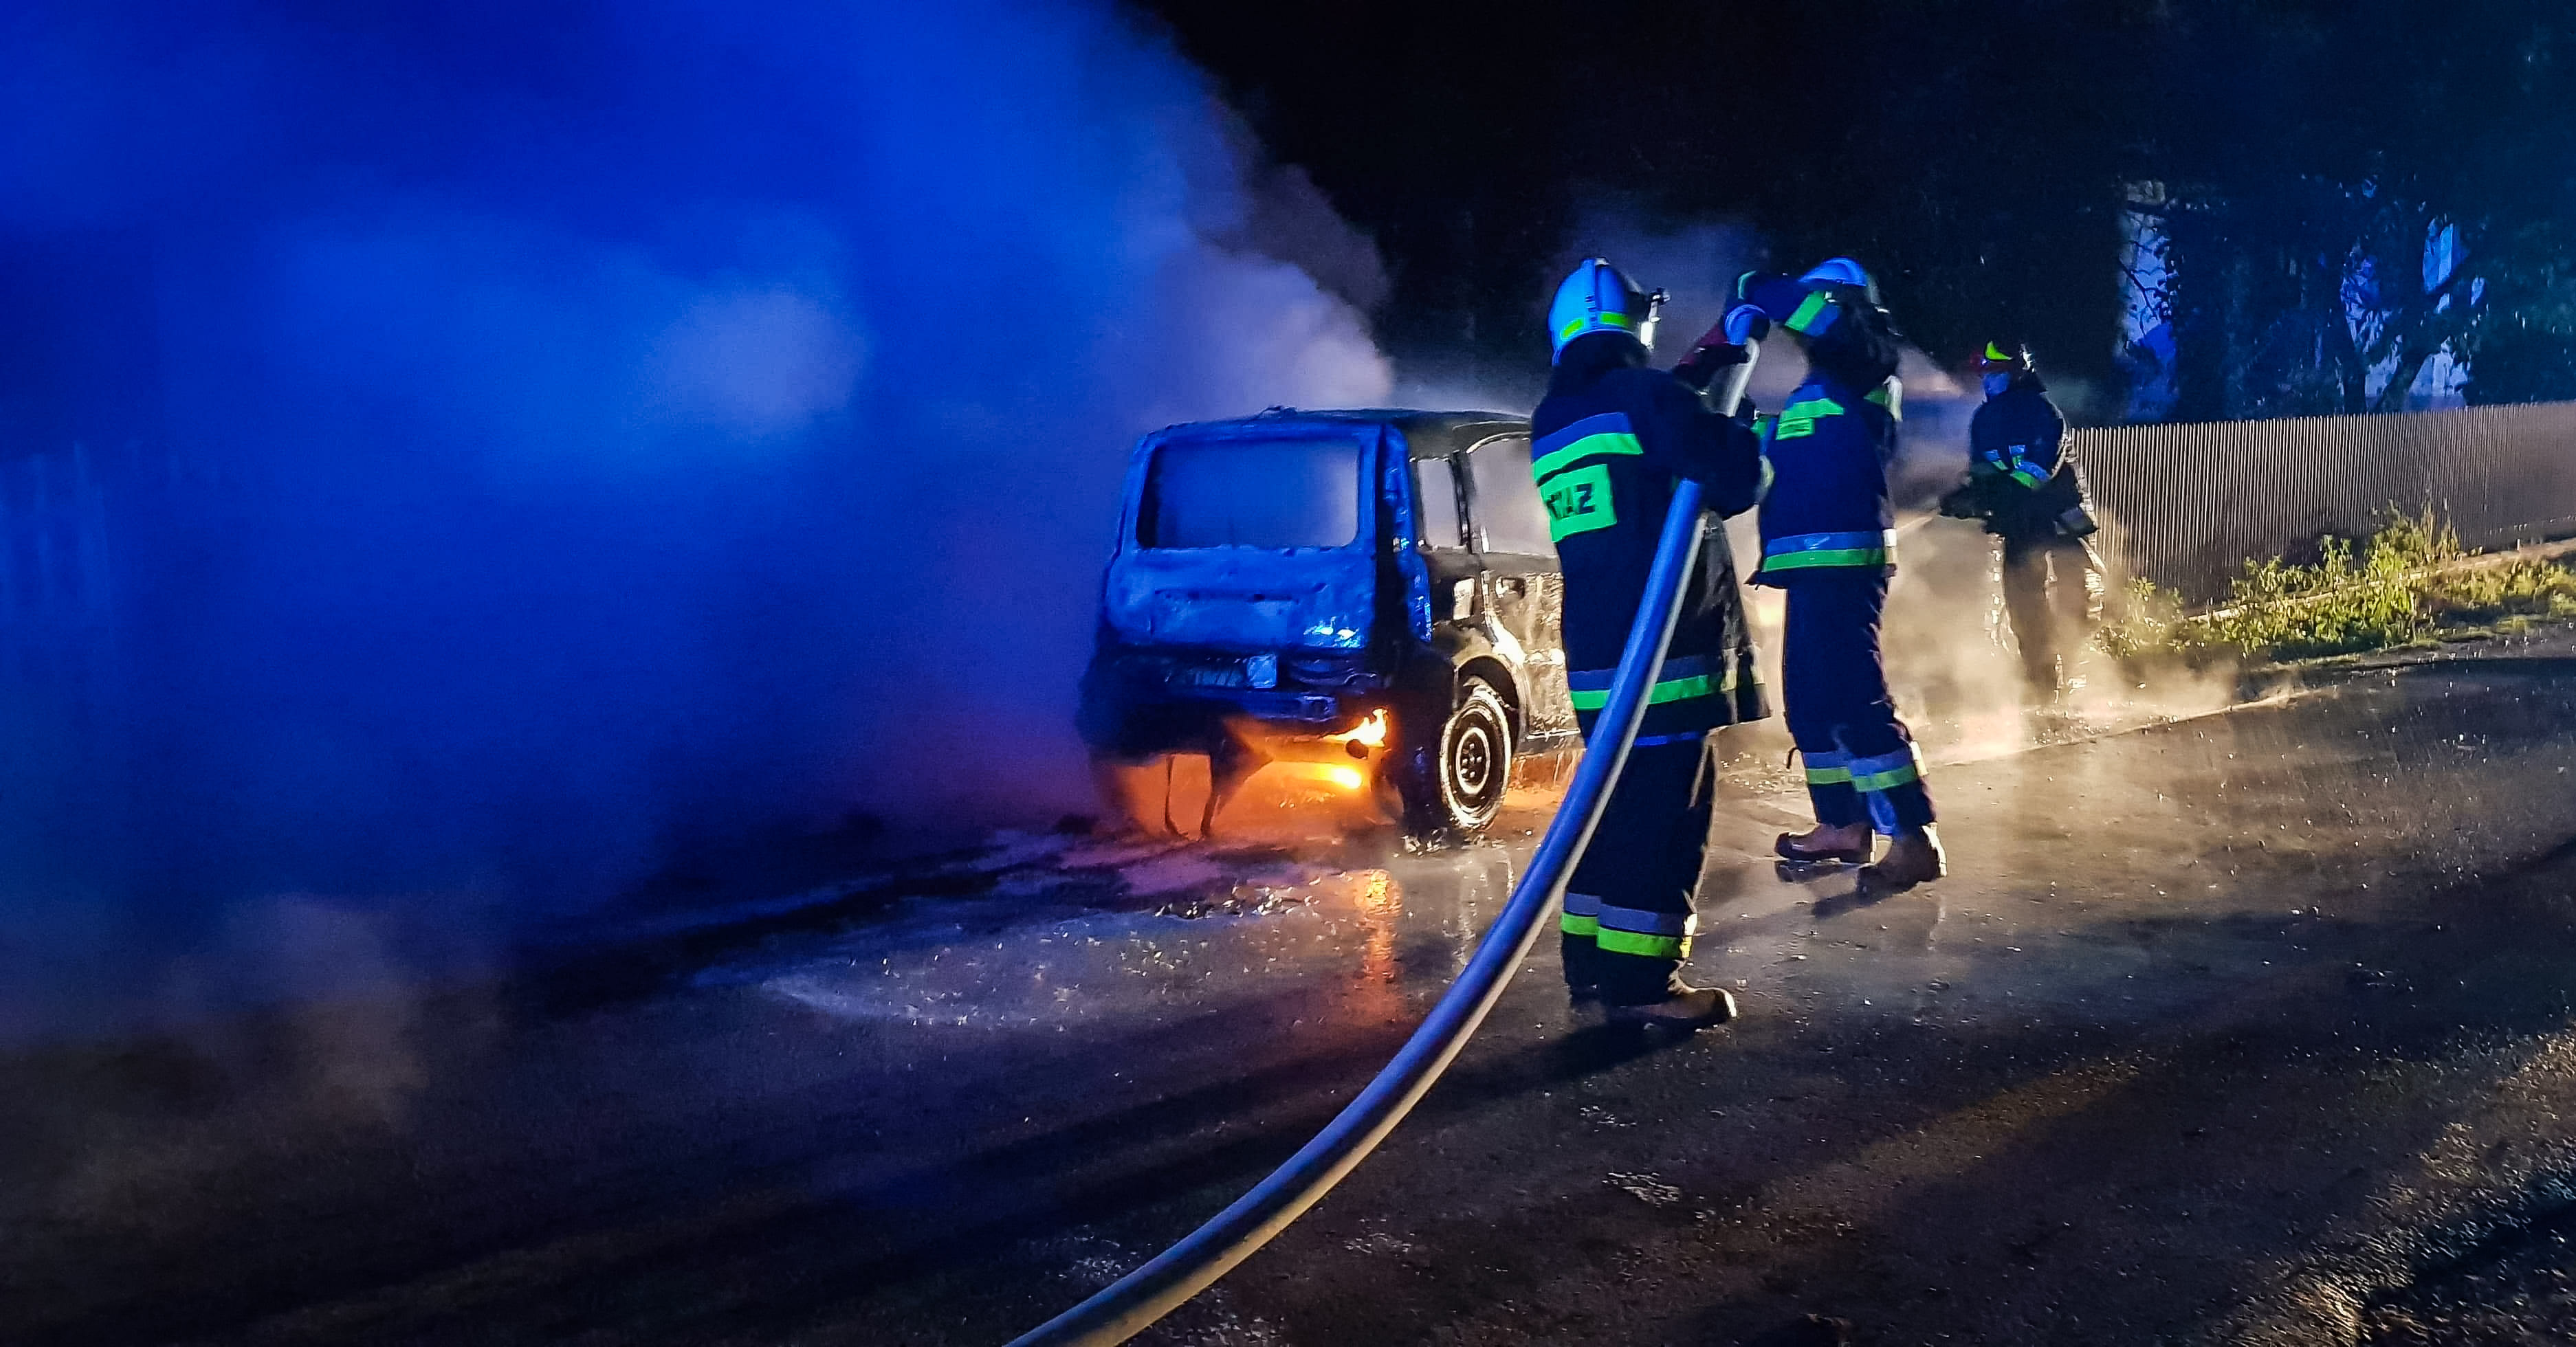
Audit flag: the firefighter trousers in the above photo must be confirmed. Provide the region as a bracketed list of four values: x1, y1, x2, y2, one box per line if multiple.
[2001, 534, 2095, 695]
[1561, 734, 1718, 1005]
[1782, 572, 1935, 834]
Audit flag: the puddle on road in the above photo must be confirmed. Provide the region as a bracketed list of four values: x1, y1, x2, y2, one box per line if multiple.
[701, 779, 2167, 1040]
[707, 842, 1523, 1032]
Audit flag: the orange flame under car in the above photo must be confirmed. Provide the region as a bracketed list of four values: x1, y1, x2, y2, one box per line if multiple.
[1328, 708, 1390, 750]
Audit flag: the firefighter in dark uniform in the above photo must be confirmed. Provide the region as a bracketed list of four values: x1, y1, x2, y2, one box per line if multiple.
[1940, 340, 2100, 698]
[1533, 258, 1768, 1027]
[1739, 260, 1946, 894]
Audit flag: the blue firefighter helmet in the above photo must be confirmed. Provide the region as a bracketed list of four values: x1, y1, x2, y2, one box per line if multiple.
[1548, 258, 1665, 361]
[1798, 256, 1882, 307]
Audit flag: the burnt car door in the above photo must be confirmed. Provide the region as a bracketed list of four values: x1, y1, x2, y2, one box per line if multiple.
[1460, 432, 1578, 748]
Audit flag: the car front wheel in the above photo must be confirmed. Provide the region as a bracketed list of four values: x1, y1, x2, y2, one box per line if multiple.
[1388, 678, 1513, 838]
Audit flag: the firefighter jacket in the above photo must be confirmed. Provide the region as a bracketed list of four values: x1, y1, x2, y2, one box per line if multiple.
[1752, 372, 1904, 586]
[1531, 332, 1770, 739]
[1961, 375, 2091, 542]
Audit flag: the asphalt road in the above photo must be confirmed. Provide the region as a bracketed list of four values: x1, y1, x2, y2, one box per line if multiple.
[10, 637, 2576, 1346]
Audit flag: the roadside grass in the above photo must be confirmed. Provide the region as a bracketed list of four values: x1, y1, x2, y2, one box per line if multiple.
[2100, 509, 2576, 667]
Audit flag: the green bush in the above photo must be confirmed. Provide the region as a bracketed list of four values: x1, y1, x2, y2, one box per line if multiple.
[2095, 577, 2190, 665]
[2104, 508, 2576, 666]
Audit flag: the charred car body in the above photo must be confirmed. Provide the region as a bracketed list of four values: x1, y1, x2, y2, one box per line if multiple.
[1079, 409, 1576, 836]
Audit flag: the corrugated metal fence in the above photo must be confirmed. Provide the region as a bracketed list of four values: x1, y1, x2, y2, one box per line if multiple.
[2073, 401, 2576, 603]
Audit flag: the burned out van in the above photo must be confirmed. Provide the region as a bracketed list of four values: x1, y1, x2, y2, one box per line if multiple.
[1078, 408, 1578, 837]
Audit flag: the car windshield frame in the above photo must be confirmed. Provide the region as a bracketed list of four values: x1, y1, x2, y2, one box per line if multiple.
[1134, 430, 1373, 553]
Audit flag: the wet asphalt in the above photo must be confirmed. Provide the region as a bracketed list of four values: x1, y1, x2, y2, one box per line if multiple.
[9, 636, 2576, 1346]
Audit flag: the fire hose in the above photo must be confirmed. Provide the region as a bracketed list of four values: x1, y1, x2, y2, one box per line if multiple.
[1008, 349, 1762, 1347]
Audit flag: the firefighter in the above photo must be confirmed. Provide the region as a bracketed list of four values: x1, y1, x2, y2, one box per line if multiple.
[1738, 260, 1946, 894]
[1939, 340, 2100, 698]
[1534, 258, 1769, 1027]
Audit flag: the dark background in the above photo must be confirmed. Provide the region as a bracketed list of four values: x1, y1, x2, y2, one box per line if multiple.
[1137, 0, 2576, 421]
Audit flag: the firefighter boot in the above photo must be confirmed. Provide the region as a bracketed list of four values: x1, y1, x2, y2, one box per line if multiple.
[1777, 821, 1873, 867]
[1607, 984, 1737, 1029]
[1858, 826, 1946, 895]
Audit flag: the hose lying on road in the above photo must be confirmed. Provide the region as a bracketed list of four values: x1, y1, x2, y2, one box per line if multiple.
[1009, 357, 1757, 1346]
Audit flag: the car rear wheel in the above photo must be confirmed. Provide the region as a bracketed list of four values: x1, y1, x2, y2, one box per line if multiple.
[1389, 678, 1513, 838]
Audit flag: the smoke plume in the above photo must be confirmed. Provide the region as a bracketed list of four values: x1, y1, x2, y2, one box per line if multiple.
[0, 0, 1389, 1031]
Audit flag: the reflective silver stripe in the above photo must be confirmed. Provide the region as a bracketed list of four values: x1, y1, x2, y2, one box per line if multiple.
[1867, 379, 1904, 421]
[1594, 904, 1697, 937]
[1561, 892, 1603, 917]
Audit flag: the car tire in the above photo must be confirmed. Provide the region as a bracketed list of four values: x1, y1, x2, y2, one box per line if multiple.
[1390, 678, 1513, 838]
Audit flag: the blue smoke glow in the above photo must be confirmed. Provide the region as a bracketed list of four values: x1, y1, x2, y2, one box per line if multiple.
[0, 0, 1390, 1030]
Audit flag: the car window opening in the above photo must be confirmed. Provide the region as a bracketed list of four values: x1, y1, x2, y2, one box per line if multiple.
[1141, 436, 1363, 550]
[1466, 436, 1554, 557]
[1413, 457, 1465, 549]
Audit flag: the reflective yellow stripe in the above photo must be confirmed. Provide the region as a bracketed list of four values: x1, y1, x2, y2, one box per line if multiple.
[1787, 291, 1834, 333]
[1541, 463, 1618, 541]
[1531, 432, 1644, 480]
[1568, 671, 1728, 711]
[1596, 928, 1689, 959]
[1853, 761, 1922, 792]
[1762, 547, 1886, 570]
[1561, 913, 1600, 937]
[1648, 675, 1719, 704]
[1973, 455, 2049, 490]
[1556, 312, 1634, 343]
[1804, 764, 1853, 785]
[1773, 396, 1846, 441]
